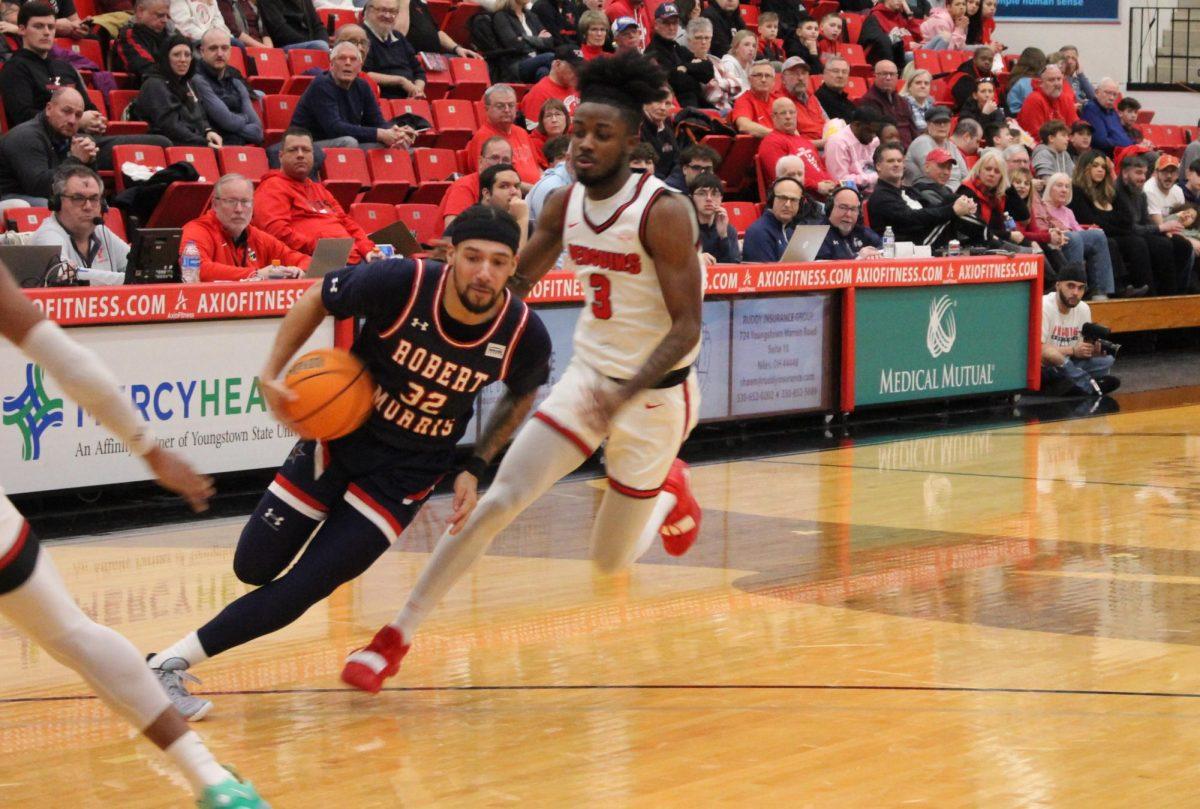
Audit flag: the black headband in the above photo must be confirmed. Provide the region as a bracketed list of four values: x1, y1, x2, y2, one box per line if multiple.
[448, 212, 521, 254]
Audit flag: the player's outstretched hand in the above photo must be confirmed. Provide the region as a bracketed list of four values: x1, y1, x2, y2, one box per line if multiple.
[261, 378, 298, 426]
[447, 470, 478, 535]
[144, 447, 215, 512]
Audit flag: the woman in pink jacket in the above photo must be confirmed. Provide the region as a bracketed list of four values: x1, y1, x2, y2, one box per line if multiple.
[920, 0, 968, 51]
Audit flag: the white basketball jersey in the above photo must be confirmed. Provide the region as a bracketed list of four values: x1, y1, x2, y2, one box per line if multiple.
[561, 172, 703, 379]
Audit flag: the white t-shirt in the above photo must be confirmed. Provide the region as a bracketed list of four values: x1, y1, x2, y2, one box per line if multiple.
[32, 216, 130, 286]
[1145, 180, 1185, 217]
[1042, 291, 1090, 350]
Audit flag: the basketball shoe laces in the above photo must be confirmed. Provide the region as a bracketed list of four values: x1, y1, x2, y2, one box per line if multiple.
[154, 661, 204, 701]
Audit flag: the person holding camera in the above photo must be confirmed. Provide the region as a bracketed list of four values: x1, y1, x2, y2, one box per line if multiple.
[1041, 263, 1120, 397]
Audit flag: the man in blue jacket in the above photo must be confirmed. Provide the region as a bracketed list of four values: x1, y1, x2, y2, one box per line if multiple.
[742, 176, 823, 262]
[816, 185, 882, 260]
[1080, 78, 1133, 155]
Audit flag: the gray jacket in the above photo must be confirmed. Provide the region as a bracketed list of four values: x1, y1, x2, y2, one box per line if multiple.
[0, 113, 88, 199]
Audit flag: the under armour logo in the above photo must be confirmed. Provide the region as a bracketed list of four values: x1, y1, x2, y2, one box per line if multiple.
[329, 277, 339, 293]
[261, 508, 285, 529]
[411, 318, 429, 331]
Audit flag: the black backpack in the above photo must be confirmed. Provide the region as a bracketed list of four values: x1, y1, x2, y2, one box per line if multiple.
[672, 108, 736, 148]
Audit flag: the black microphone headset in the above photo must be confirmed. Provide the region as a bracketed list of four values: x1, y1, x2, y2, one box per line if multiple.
[48, 166, 115, 284]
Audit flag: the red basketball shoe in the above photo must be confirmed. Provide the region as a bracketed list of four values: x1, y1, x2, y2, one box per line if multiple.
[659, 458, 701, 556]
[340, 625, 410, 694]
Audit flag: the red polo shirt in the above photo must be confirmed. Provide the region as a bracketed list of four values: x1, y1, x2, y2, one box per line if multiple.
[730, 89, 784, 130]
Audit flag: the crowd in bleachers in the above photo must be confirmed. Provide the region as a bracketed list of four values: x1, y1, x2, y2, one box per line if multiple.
[0, 0, 1198, 297]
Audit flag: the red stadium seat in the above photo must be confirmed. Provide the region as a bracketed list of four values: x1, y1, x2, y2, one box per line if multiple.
[363, 149, 416, 203]
[427, 0, 450, 25]
[10, 207, 51, 232]
[717, 135, 759, 196]
[418, 54, 451, 99]
[145, 182, 216, 228]
[107, 89, 140, 122]
[439, 4, 482, 57]
[324, 8, 359, 33]
[350, 202, 399, 232]
[262, 94, 300, 145]
[280, 74, 316, 96]
[166, 146, 221, 183]
[811, 1, 839, 24]
[741, 5, 758, 27]
[913, 49, 939, 73]
[940, 50, 971, 73]
[841, 11, 865, 45]
[847, 76, 867, 99]
[103, 87, 150, 135]
[104, 207, 127, 241]
[287, 48, 330, 75]
[321, 148, 369, 210]
[56, 37, 103, 69]
[448, 58, 490, 100]
[218, 146, 271, 182]
[699, 134, 733, 161]
[111, 144, 167, 193]
[431, 99, 476, 149]
[226, 45, 247, 76]
[410, 148, 456, 204]
[836, 43, 866, 65]
[395, 203, 443, 244]
[247, 47, 288, 94]
[723, 202, 760, 237]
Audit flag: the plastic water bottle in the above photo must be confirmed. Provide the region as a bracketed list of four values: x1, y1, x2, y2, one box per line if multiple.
[947, 239, 961, 257]
[1004, 213, 1017, 232]
[180, 240, 201, 283]
[882, 226, 896, 259]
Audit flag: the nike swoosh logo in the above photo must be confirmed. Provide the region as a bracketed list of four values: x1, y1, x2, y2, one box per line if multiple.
[645, 403, 663, 409]
[567, 222, 579, 229]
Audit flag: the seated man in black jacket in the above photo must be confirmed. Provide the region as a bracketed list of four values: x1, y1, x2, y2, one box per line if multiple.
[701, 0, 744, 58]
[689, 172, 739, 265]
[867, 142, 977, 251]
[643, 3, 713, 109]
[112, 0, 170, 81]
[362, 0, 426, 99]
[911, 148, 958, 206]
[0, 87, 97, 205]
[1116, 154, 1195, 294]
[258, 0, 329, 51]
[815, 185, 883, 260]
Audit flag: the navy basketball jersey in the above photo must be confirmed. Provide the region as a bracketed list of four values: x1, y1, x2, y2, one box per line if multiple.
[322, 258, 543, 453]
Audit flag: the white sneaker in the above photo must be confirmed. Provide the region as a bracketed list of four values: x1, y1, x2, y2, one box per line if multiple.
[148, 655, 212, 721]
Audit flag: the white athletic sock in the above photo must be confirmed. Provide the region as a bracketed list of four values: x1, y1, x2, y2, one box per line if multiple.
[165, 731, 230, 794]
[391, 420, 586, 640]
[149, 632, 210, 669]
[632, 491, 678, 562]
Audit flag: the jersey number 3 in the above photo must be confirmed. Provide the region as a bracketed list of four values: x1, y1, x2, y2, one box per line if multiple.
[589, 275, 612, 320]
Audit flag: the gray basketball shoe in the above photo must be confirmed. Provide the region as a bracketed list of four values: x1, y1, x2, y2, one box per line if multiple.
[149, 656, 213, 721]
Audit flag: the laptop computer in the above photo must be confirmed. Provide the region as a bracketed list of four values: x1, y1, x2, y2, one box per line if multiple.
[780, 225, 830, 264]
[306, 238, 355, 277]
[126, 228, 182, 284]
[0, 245, 69, 288]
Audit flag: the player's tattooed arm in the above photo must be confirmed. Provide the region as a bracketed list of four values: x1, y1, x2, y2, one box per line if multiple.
[509, 186, 568, 296]
[474, 388, 538, 463]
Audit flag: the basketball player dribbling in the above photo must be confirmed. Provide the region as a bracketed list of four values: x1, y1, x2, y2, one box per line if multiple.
[0, 266, 268, 808]
[146, 205, 551, 719]
[342, 52, 706, 694]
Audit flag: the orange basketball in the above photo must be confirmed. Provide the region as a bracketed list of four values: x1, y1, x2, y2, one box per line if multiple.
[281, 348, 375, 440]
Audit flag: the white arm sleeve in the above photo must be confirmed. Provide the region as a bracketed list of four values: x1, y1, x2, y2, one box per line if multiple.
[18, 320, 156, 455]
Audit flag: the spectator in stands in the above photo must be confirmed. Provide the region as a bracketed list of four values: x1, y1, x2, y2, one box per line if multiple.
[1019, 168, 1118, 297]
[32, 165, 129, 285]
[815, 13, 843, 65]
[759, 97, 835, 196]
[629, 142, 658, 172]
[41, 0, 90, 38]
[911, 148, 959, 207]
[1116, 97, 1147, 146]
[494, 0, 560, 82]
[920, 0, 968, 51]
[825, 106, 882, 193]
[440, 136, 513, 228]
[530, 98, 570, 167]
[577, 10, 612, 60]
[756, 3, 796, 60]
[1181, 140, 1200, 183]
[721, 30, 756, 95]
[743, 176, 823, 262]
[1067, 120, 1093, 161]
[1080, 79, 1131, 155]
[1181, 159, 1200, 205]
[640, 92, 679, 180]
[950, 117, 983, 168]
[1041, 264, 1119, 397]
[1145, 154, 1185, 222]
[860, 0, 920, 67]
[1044, 171, 1148, 297]
[958, 77, 1005, 129]
[700, 0, 743, 58]
[464, 84, 542, 184]
[730, 61, 782, 138]
[1031, 120, 1074, 180]
[1114, 153, 1194, 293]
[171, 0, 234, 42]
[644, 4, 712, 109]
[192, 29, 263, 146]
[778, 57, 825, 144]
[1017, 65, 1078, 136]
[258, 0, 330, 51]
[332, 23, 369, 61]
[1009, 164, 1075, 284]
[786, 17, 822, 73]
[982, 121, 1014, 151]
[183, 173, 309, 281]
[610, 16, 643, 56]
[689, 171, 738, 265]
[291, 42, 414, 151]
[816, 185, 883, 260]
[1058, 45, 1096, 110]
[112, 0, 171, 81]
[218, 0, 273, 49]
[815, 56, 855, 123]
[527, 135, 571, 223]
[131, 35, 224, 147]
[970, 0, 1005, 54]
[950, 45, 994, 113]
[1004, 47, 1046, 116]
[534, 0, 577, 41]
[859, 60, 916, 148]
[868, 141, 977, 251]
[954, 147, 1032, 250]
[664, 143, 720, 192]
[394, 0, 482, 59]
[902, 69, 935, 136]
[689, 18, 739, 113]
[605, 0, 652, 50]
[0, 88, 98, 205]
[360, 0, 425, 99]
[254, 128, 381, 262]
[478, 163, 530, 241]
[520, 46, 582, 122]
[904, 106, 967, 188]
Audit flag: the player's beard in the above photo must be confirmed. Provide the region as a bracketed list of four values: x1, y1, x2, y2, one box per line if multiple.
[455, 277, 503, 315]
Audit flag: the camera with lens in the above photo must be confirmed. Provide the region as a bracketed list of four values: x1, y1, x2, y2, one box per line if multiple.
[1081, 322, 1121, 357]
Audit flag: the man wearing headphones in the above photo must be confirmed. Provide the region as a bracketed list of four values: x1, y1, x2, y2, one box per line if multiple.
[742, 175, 824, 263]
[816, 185, 883, 261]
[31, 165, 129, 286]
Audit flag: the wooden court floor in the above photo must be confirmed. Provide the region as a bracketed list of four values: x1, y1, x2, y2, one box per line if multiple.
[7, 401, 1200, 806]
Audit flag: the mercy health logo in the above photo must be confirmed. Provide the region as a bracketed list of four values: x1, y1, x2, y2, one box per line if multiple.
[2, 364, 64, 461]
[926, 294, 957, 358]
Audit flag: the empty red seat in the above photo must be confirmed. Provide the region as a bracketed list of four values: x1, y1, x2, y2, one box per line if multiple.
[723, 202, 760, 237]
[389, 98, 437, 146]
[395, 203, 442, 244]
[324, 8, 358, 33]
[218, 146, 271, 182]
[247, 47, 288, 94]
[431, 99, 476, 149]
[321, 147, 369, 210]
[111, 144, 167, 192]
[262, 94, 300, 145]
[448, 58, 490, 100]
[364, 149, 416, 204]
[350, 202, 399, 232]
[10, 207, 51, 232]
[410, 148, 456, 204]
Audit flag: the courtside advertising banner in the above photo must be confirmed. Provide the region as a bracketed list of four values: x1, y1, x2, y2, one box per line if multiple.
[853, 282, 1030, 406]
[0, 318, 334, 494]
